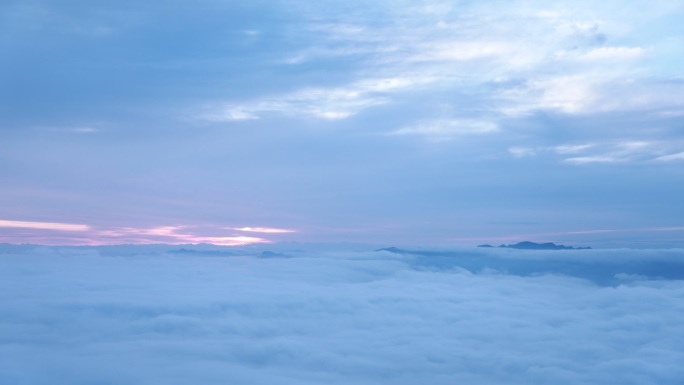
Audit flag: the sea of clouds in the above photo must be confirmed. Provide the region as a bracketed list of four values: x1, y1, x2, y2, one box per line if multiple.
[1, 244, 683, 384]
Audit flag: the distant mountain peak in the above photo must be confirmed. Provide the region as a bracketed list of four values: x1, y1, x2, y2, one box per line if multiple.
[478, 241, 591, 250]
[375, 247, 407, 253]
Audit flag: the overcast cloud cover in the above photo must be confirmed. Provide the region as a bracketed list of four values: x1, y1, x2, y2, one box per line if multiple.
[1, 245, 683, 384]
[1, 0, 683, 247]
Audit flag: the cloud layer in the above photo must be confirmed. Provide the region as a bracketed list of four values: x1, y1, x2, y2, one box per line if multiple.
[1, 245, 682, 384]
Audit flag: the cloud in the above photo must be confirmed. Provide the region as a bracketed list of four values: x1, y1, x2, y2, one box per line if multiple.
[208, 108, 258, 121]
[1, 245, 683, 384]
[388, 119, 498, 140]
[554, 144, 594, 154]
[654, 151, 684, 162]
[202, 76, 432, 122]
[198, 1, 684, 125]
[232, 227, 297, 234]
[560, 141, 683, 164]
[508, 147, 537, 158]
[575, 46, 646, 61]
[0, 220, 276, 246]
[0, 219, 90, 232]
[93, 226, 272, 246]
[501, 76, 684, 116]
[508, 141, 684, 165]
[43, 126, 100, 133]
[564, 155, 622, 164]
[500, 76, 599, 115]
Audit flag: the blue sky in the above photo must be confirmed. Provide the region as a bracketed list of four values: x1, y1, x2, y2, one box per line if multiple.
[1, 0, 684, 247]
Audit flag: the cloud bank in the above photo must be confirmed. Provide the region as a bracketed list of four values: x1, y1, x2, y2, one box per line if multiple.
[1, 245, 682, 384]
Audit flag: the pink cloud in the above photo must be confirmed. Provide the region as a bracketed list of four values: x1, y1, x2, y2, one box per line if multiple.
[0, 219, 90, 232]
[0, 219, 276, 246]
[232, 227, 297, 233]
[92, 226, 271, 245]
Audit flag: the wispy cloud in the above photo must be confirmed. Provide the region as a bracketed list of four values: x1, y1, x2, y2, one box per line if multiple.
[0, 220, 283, 246]
[562, 141, 679, 164]
[575, 46, 646, 61]
[0, 219, 90, 232]
[388, 119, 498, 140]
[94, 226, 272, 246]
[653, 151, 684, 162]
[232, 227, 297, 234]
[563, 155, 623, 164]
[59, 127, 99, 133]
[554, 144, 595, 154]
[506, 142, 595, 160]
[197, 1, 684, 132]
[202, 76, 433, 122]
[508, 140, 684, 165]
[501, 76, 684, 116]
[508, 147, 537, 158]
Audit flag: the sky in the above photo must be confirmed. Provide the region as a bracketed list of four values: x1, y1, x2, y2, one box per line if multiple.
[1, 244, 683, 384]
[1, 0, 684, 247]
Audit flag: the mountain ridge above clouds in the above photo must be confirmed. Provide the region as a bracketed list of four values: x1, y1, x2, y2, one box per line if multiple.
[477, 241, 592, 250]
[374, 244, 684, 285]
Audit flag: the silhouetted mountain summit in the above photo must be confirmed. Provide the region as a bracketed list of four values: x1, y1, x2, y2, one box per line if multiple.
[478, 241, 591, 250]
[375, 247, 407, 253]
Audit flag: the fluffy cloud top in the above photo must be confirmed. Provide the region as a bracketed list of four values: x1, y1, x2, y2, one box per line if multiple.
[1, 245, 682, 384]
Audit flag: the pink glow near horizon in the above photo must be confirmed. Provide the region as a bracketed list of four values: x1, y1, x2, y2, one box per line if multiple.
[0, 219, 90, 232]
[3, 218, 682, 246]
[0, 219, 278, 246]
[232, 227, 297, 233]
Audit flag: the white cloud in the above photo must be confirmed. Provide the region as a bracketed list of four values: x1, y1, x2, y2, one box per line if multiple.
[555, 144, 595, 154]
[508, 147, 537, 158]
[654, 151, 684, 162]
[1, 246, 683, 384]
[204, 76, 431, 122]
[564, 155, 622, 164]
[197, 1, 683, 127]
[0, 221, 275, 246]
[500, 75, 599, 115]
[389, 119, 498, 139]
[578, 46, 646, 61]
[511, 140, 684, 165]
[203, 108, 259, 121]
[96, 226, 271, 246]
[562, 140, 684, 164]
[233, 227, 297, 234]
[502, 76, 684, 116]
[0, 219, 90, 232]
[551, 46, 647, 63]
[43, 126, 100, 133]
[71, 127, 99, 133]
